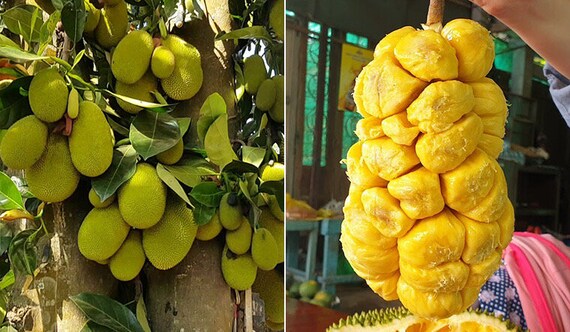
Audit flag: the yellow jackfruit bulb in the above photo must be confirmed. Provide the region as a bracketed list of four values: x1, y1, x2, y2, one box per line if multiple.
[346, 141, 388, 189]
[221, 246, 257, 291]
[269, 75, 284, 123]
[78, 204, 131, 261]
[442, 19, 494, 82]
[26, 134, 80, 203]
[465, 250, 502, 288]
[497, 202, 514, 250]
[360, 187, 415, 238]
[416, 112, 483, 174]
[252, 269, 284, 325]
[407, 80, 475, 134]
[398, 209, 465, 268]
[256, 78, 276, 111]
[95, 0, 128, 49]
[269, 0, 284, 41]
[112, 30, 154, 84]
[0, 115, 48, 170]
[469, 78, 508, 117]
[116, 71, 158, 114]
[142, 196, 197, 270]
[478, 134, 504, 159]
[397, 279, 464, 319]
[460, 161, 508, 223]
[381, 112, 419, 146]
[480, 113, 508, 138]
[226, 217, 252, 255]
[259, 207, 284, 263]
[84, 1, 101, 34]
[366, 272, 400, 301]
[394, 29, 458, 82]
[343, 196, 398, 250]
[89, 188, 115, 208]
[387, 167, 445, 220]
[109, 230, 146, 281]
[244, 55, 267, 94]
[251, 228, 278, 271]
[219, 193, 242, 230]
[67, 88, 80, 119]
[69, 101, 114, 177]
[161, 34, 203, 100]
[361, 137, 420, 181]
[374, 26, 416, 59]
[399, 260, 469, 293]
[151, 46, 176, 79]
[29, 68, 68, 123]
[118, 163, 167, 229]
[156, 139, 183, 165]
[196, 212, 223, 241]
[354, 56, 428, 119]
[456, 213, 500, 264]
[355, 117, 384, 141]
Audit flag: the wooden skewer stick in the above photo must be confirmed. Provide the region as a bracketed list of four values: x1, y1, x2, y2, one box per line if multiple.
[427, 0, 445, 26]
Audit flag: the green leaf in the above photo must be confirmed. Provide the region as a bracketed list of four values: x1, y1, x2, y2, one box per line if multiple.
[189, 182, 223, 207]
[92, 145, 138, 202]
[39, 11, 60, 51]
[238, 180, 261, 227]
[70, 293, 145, 332]
[0, 224, 12, 256]
[0, 270, 14, 290]
[107, 116, 130, 137]
[80, 322, 114, 332]
[92, 48, 112, 90]
[259, 180, 284, 211]
[9, 228, 40, 276]
[216, 26, 272, 42]
[0, 325, 17, 332]
[189, 199, 216, 226]
[0, 46, 48, 63]
[234, 59, 245, 101]
[61, 0, 86, 43]
[197, 93, 226, 144]
[2, 5, 43, 43]
[163, 156, 217, 187]
[130, 110, 181, 160]
[135, 296, 151, 332]
[0, 172, 25, 210]
[221, 160, 258, 174]
[0, 35, 20, 49]
[106, 90, 172, 111]
[52, 0, 64, 11]
[241, 147, 266, 168]
[204, 114, 237, 168]
[156, 164, 191, 206]
[0, 289, 9, 322]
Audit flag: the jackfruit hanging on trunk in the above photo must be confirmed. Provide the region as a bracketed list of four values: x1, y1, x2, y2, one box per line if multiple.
[342, 1, 514, 319]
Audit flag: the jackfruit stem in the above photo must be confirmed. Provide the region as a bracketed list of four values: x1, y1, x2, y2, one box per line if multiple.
[426, 0, 445, 27]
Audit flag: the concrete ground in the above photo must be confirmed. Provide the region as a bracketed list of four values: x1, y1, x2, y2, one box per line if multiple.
[333, 282, 402, 314]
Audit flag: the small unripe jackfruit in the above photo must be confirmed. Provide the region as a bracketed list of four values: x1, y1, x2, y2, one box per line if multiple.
[225, 217, 252, 255]
[268, 75, 284, 123]
[151, 46, 176, 79]
[221, 246, 257, 291]
[109, 230, 146, 281]
[253, 269, 284, 325]
[244, 55, 266, 94]
[156, 139, 183, 165]
[143, 196, 197, 270]
[78, 204, 131, 261]
[251, 228, 278, 271]
[26, 135, 79, 203]
[0, 115, 48, 170]
[29, 68, 68, 123]
[84, 1, 100, 34]
[69, 101, 114, 177]
[89, 188, 115, 208]
[196, 212, 223, 241]
[118, 163, 167, 229]
[95, 0, 128, 49]
[219, 193, 242, 230]
[269, 0, 284, 41]
[112, 30, 154, 84]
[256, 78, 276, 111]
[259, 207, 284, 263]
[161, 34, 203, 101]
[115, 71, 158, 114]
[67, 88, 80, 119]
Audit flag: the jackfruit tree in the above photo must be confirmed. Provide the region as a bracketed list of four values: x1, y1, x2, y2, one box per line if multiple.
[0, 0, 284, 330]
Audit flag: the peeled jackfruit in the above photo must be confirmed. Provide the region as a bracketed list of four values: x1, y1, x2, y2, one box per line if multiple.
[219, 192, 242, 230]
[251, 228, 278, 271]
[244, 55, 267, 95]
[115, 71, 158, 114]
[258, 207, 284, 263]
[69, 101, 114, 177]
[89, 188, 115, 208]
[156, 139, 183, 165]
[160, 34, 203, 100]
[226, 217, 252, 255]
[256, 78, 277, 111]
[221, 246, 257, 291]
[118, 163, 167, 229]
[109, 230, 146, 281]
[95, 0, 128, 49]
[342, 19, 513, 319]
[142, 196, 197, 270]
[111, 30, 154, 84]
[0, 115, 48, 170]
[151, 46, 176, 79]
[196, 212, 223, 241]
[268, 75, 284, 123]
[28, 68, 68, 123]
[78, 204, 131, 261]
[26, 134, 80, 203]
[252, 269, 284, 326]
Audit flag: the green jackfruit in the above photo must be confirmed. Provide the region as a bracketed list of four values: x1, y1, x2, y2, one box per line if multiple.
[29, 68, 68, 123]
[196, 212, 223, 241]
[259, 207, 284, 263]
[269, 0, 284, 41]
[251, 228, 278, 270]
[151, 46, 176, 79]
[95, 0, 128, 49]
[156, 139, 183, 165]
[225, 217, 252, 255]
[266, 320, 284, 331]
[26, 135, 79, 202]
[78, 204, 131, 261]
[0, 115, 48, 170]
[118, 163, 167, 229]
[115, 71, 158, 114]
[84, 1, 100, 34]
[244, 55, 267, 94]
[256, 78, 276, 111]
[253, 269, 284, 325]
[109, 230, 146, 281]
[221, 246, 257, 291]
[260, 162, 284, 182]
[219, 192, 242, 230]
[269, 75, 284, 123]
[69, 101, 114, 177]
[142, 196, 197, 270]
[112, 30, 154, 84]
[67, 88, 80, 119]
[161, 34, 203, 100]
[104, 0, 123, 7]
[89, 188, 115, 208]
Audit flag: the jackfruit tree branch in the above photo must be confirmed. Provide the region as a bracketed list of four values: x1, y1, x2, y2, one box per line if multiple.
[427, 0, 445, 26]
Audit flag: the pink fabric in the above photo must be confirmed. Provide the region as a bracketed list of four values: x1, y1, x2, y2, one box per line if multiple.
[504, 233, 570, 332]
